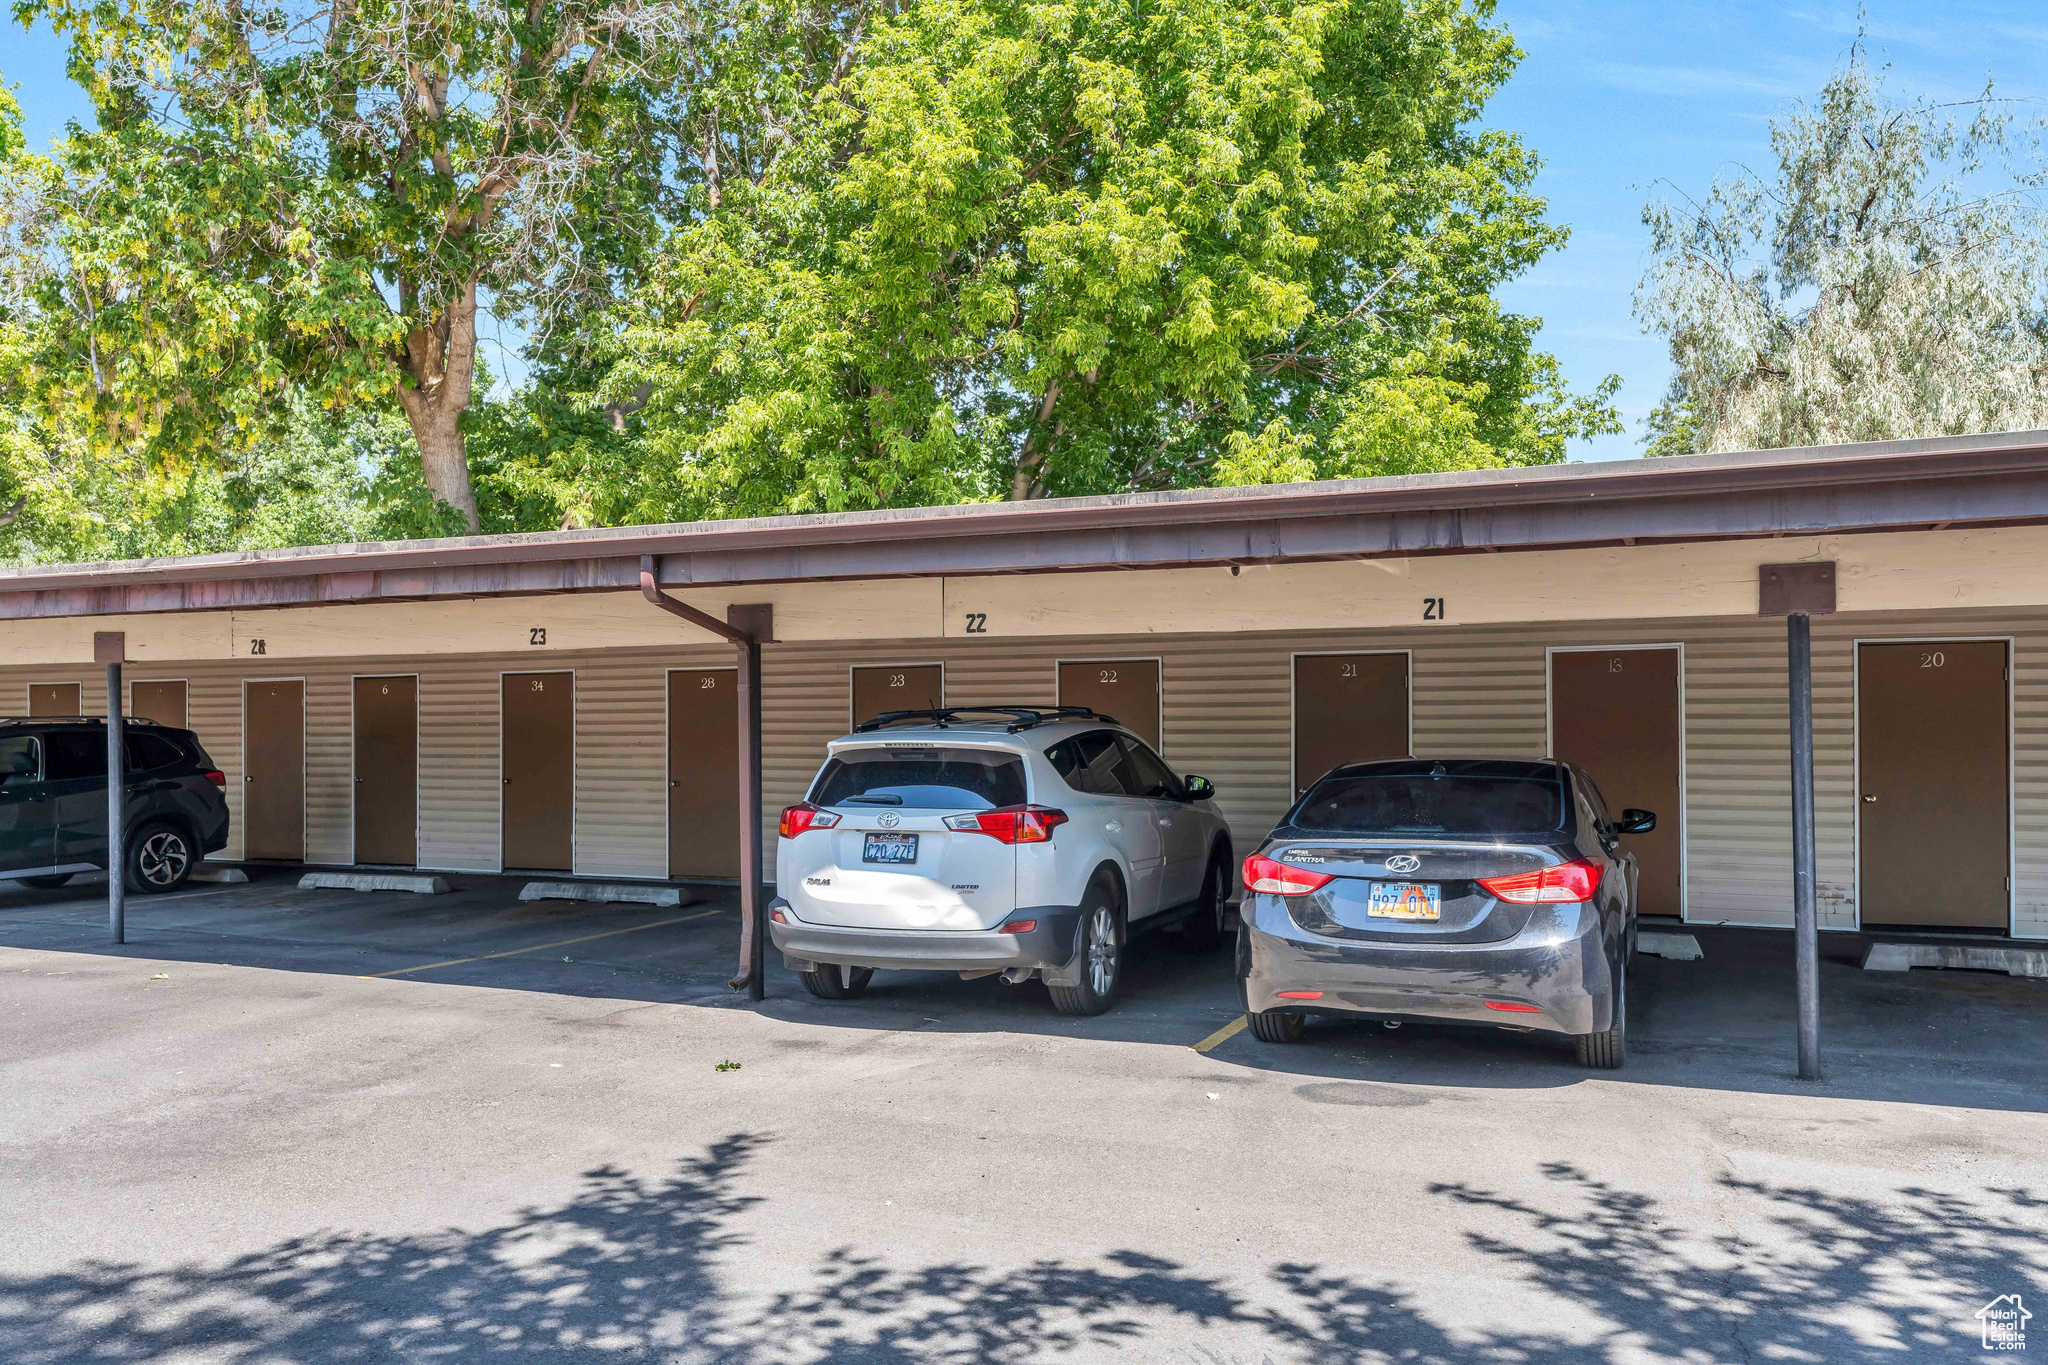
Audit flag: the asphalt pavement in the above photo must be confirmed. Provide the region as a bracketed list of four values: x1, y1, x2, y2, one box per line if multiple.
[1, 869, 2044, 1362]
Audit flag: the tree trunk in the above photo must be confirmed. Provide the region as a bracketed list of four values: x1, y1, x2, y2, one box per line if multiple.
[392, 280, 483, 532]
[1007, 379, 1062, 500]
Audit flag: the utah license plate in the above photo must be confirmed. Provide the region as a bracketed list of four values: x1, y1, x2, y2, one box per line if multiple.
[1367, 882, 1442, 921]
[862, 833, 919, 864]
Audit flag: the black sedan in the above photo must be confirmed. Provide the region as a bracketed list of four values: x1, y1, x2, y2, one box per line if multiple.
[1236, 758, 1651, 1068]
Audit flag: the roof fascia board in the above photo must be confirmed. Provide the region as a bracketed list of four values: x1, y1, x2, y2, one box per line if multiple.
[6, 466, 2048, 621]
[5, 431, 2048, 599]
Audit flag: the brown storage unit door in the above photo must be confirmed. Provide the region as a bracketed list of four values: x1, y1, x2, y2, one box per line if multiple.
[353, 676, 418, 866]
[244, 680, 305, 861]
[28, 683, 80, 717]
[1058, 660, 1162, 749]
[669, 670, 740, 878]
[130, 681, 187, 728]
[502, 672, 574, 873]
[1859, 641, 2008, 929]
[851, 664, 943, 728]
[1293, 653, 1409, 794]
[1549, 649, 1683, 918]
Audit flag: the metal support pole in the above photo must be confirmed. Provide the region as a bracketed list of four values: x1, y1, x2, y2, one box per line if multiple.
[1788, 611, 1821, 1080]
[638, 556, 770, 999]
[741, 638, 765, 1001]
[107, 661, 125, 944]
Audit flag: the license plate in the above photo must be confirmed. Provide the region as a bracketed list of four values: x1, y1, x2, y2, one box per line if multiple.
[1367, 882, 1441, 921]
[862, 833, 919, 864]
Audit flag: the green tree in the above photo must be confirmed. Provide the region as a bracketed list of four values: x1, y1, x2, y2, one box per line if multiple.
[7, 0, 707, 529]
[1636, 49, 2048, 455]
[606, 0, 1614, 519]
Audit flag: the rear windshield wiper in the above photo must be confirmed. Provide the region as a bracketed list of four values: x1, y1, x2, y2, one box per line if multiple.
[841, 794, 905, 805]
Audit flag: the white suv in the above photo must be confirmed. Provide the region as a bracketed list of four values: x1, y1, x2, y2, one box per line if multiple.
[770, 707, 1235, 1015]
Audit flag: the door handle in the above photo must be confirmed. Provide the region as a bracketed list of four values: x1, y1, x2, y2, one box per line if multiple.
[244, 775, 253, 783]
[503, 778, 512, 786]
[1158, 816, 1173, 827]
[1104, 820, 1122, 833]
[1861, 794, 1877, 804]
[669, 780, 679, 788]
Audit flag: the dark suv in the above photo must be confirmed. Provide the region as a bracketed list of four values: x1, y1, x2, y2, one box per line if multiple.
[0, 718, 231, 893]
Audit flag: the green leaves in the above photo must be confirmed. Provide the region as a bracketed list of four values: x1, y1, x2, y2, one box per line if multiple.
[1637, 48, 2048, 454]
[606, 0, 1615, 516]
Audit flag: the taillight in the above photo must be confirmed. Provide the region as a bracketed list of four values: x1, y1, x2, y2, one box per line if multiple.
[997, 919, 1038, 934]
[778, 803, 842, 839]
[1243, 853, 1333, 897]
[202, 770, 226, 788]
[942, 805, 1068, 844]
[1484, 999, 1542, 1013]
[1478, 858, 1601, 904]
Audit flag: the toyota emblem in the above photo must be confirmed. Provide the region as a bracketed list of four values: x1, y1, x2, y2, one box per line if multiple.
[877, 811, 901, 828]
[1385, 854, 1421, 874]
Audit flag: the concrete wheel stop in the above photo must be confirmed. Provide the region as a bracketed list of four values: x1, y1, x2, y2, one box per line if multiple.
[299, 871, 452, 895]
[1862, 941, 2047, 978]
[1637, 930, 1703, 961]
[189, 864, 250, 884]
[518, 880, 692, 908]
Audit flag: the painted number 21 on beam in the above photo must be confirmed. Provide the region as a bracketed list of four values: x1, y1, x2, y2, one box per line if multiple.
[1422, 597, 1446, 621]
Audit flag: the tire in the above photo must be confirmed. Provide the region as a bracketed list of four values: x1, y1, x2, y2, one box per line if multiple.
[1049, 876, 1125, 1016]
[1177, 851, 1229, 953]
[18, 873, 73, 890]
[799, 964, 874, 1000]
[1247, 1008, 1306, 1044]
[125, 823, 196, 894]
[1575, 960, 1627, 1069]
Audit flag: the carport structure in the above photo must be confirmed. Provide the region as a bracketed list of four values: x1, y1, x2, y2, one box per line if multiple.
[7, 430, 2048, 1071]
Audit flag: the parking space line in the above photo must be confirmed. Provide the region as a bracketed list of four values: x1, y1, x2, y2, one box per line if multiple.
[360, 910, 723, 978]
[1191, 1015, 1247, 1053]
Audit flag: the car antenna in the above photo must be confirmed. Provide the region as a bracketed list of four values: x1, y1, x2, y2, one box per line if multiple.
[1430, 761, 1447, 776]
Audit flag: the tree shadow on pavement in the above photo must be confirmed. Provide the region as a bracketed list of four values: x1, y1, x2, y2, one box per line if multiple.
[1432, 1163, 2048, 1362]
[1, 1138, 2040, 1363]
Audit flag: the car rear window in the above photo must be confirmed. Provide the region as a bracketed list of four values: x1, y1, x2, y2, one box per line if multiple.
[811, 746, 1027, 811]
[1291, 771, 1566, 836]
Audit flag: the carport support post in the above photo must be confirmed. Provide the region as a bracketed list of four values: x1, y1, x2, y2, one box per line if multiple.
[740, 637, 765, 1001]
[96, 632, 126, 944]
[638, 557, 770, 999]
[1787, 611, 1821, 1081]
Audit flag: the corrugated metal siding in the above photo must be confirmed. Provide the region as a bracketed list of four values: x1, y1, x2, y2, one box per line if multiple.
[2, 603, 2043, 936]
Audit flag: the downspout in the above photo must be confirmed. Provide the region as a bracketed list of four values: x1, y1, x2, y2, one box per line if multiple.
[639, 555, 766, 998]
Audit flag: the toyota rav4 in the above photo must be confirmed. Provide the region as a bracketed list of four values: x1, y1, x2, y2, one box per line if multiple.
[770, 707, 1234, 1015]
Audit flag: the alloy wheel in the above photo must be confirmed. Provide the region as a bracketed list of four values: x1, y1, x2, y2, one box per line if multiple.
[1086, 904, 1119, 996]
[138, 831, 190, 887]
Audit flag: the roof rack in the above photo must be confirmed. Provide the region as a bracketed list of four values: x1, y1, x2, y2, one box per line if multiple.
[853, 706, 1119, 734]
[0, 715, 163, 726]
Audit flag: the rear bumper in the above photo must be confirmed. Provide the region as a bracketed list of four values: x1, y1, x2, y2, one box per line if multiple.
[770, 899, 1082, 974]
[1239, 896, 1617, 1036]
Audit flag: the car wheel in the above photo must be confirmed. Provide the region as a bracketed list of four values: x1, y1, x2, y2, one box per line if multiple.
[126, 823, 196, 894]
[799, 964, 874, 1000]
[1575, 960, 1627, 1069]
[1177, 851, 1229, 953]
[1247, 1008, 1306, 1044]
[18, 873, 74, 890]
[1049, 876, 1124, 1016]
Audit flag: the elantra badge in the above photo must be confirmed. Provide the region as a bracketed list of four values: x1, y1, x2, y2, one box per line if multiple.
[1385, 854, 1422, 874]
[878, 811, 901, 828]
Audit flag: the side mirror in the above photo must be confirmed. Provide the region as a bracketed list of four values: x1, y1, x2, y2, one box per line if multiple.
[1616, 809, 1656, 835]
[1183, 775, 1216, 801]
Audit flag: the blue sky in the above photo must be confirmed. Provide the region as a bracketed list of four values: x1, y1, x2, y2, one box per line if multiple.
[8, 2, 2048, 461]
